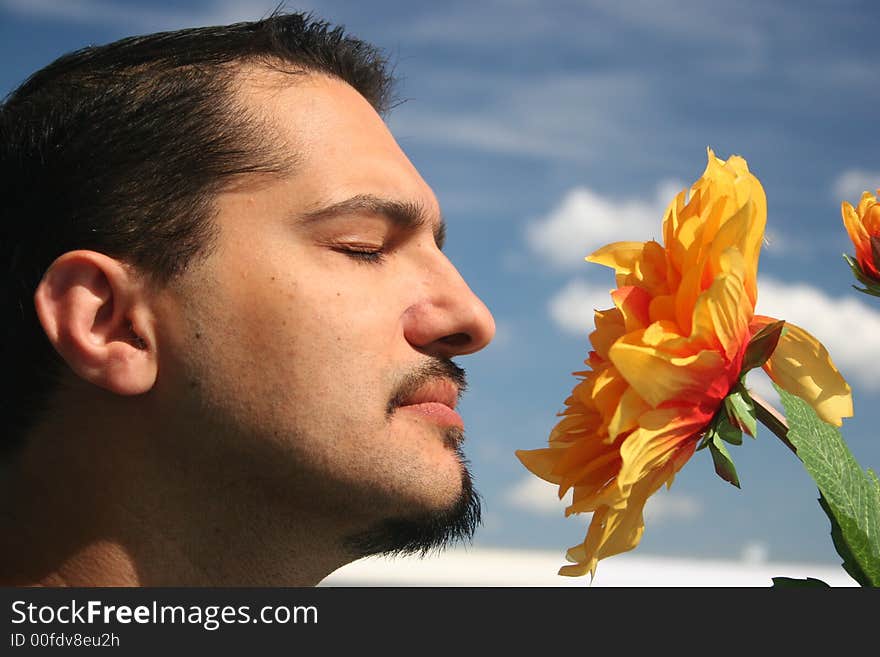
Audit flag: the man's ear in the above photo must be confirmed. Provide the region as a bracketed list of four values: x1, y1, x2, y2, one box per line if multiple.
[34, 250, 158, 395]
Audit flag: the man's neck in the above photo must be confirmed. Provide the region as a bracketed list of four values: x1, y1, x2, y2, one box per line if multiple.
[0, 403, 357, 586]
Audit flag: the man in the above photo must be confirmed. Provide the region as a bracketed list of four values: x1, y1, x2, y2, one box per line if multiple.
[0, 12, 495, 586]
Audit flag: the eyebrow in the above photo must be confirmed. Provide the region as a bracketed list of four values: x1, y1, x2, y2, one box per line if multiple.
[298, 193, 446, 250]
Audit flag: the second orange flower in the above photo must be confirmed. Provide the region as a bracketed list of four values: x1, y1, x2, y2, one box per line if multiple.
[842, 189, 880, 296]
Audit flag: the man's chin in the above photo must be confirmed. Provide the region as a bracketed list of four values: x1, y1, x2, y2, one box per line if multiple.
[342, 445, 481, 559]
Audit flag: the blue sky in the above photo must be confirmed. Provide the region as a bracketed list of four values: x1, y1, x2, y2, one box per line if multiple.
[3, 0, 879, 575]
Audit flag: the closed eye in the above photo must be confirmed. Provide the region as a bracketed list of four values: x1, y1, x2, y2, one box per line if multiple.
[334, 245, 386, 264]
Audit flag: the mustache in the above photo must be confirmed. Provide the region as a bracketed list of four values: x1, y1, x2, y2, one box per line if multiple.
[386, 358, 468, 418]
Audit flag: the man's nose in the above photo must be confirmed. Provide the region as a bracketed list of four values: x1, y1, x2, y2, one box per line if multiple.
[403, 253, 496, 359]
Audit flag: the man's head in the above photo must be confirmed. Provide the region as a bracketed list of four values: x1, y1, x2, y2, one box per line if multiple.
[0, 13, 495, 584]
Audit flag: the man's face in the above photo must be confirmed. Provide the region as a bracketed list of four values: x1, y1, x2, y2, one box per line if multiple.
[150, 71, 495, 553]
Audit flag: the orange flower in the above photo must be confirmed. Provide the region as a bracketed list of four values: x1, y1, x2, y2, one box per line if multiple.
[517, 149, 853, 578]
[842, 190, 880, 294]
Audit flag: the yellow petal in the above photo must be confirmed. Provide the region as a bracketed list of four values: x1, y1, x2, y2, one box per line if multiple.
[559, 455, 683, 578]
[515, 447, 566, 484]
[648, 294, 676, 323]
[587, 241, 647, 277]
[550, 410, 597, 440]
[856, 190, 877, 217]
[760, 319, 853, 426]
[607, 386, 650, 440]
[633, 240, 671, 295]
[558, 448, 621, 499]
[689, 248, 751, 360]
[865, 201, 880, 236]
[662, 190, 690, 273]
[708, 199, 764, 304]
[566, 470, 622, 515]
[609, 330, 727, 408]
[611, 286, 652, 332]
[589, 307, 625, 359]
[841, 201, 868, 250]
[591, 367, 629, 424]
[559, 508, 611, 578]
[616, 407, 704, 491]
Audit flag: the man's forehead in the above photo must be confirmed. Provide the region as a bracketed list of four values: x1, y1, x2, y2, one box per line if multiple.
[220, 65, 444, 238]
[231, 65, 378, 146]
[229, 66, 409, 175]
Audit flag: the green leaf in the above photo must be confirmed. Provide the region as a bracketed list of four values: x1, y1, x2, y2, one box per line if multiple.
[724, 385, 757, 438]
[708, 433, 740, 488]
[819, 494, 871, 586]
[843, 254, 880, 297]
[741, 319, 785, 373]
[715, 412, 743, 446]
[771, 577, 830, 588]
[843, 253, 868, 284]
[695, 430, 711, 451]
[775, 384, 880, 587]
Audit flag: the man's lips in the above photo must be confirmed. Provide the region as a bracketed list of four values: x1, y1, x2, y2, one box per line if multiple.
[394, 379, 464, 429]
[399, 378, 459, 409]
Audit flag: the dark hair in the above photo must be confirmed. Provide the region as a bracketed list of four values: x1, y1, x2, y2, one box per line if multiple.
[0, 12, 395, 450]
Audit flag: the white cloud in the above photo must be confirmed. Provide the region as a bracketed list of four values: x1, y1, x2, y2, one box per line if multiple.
[643, 491, 702, 525]
[547, 278, 614, 337]
[388, 72, 653, 163]
[744, 368, 782, 413]
[393, 112, 575, 160]
[832, 169, 880, 205]
[756, 277, 880, 390]
[503, 476, 572, 516]
[739, 541, 769, 564]
[526, 181, 682, 270]
[321, 546, 857, 587]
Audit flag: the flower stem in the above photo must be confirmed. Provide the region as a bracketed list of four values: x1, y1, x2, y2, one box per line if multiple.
[749, 392, 797, 456]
